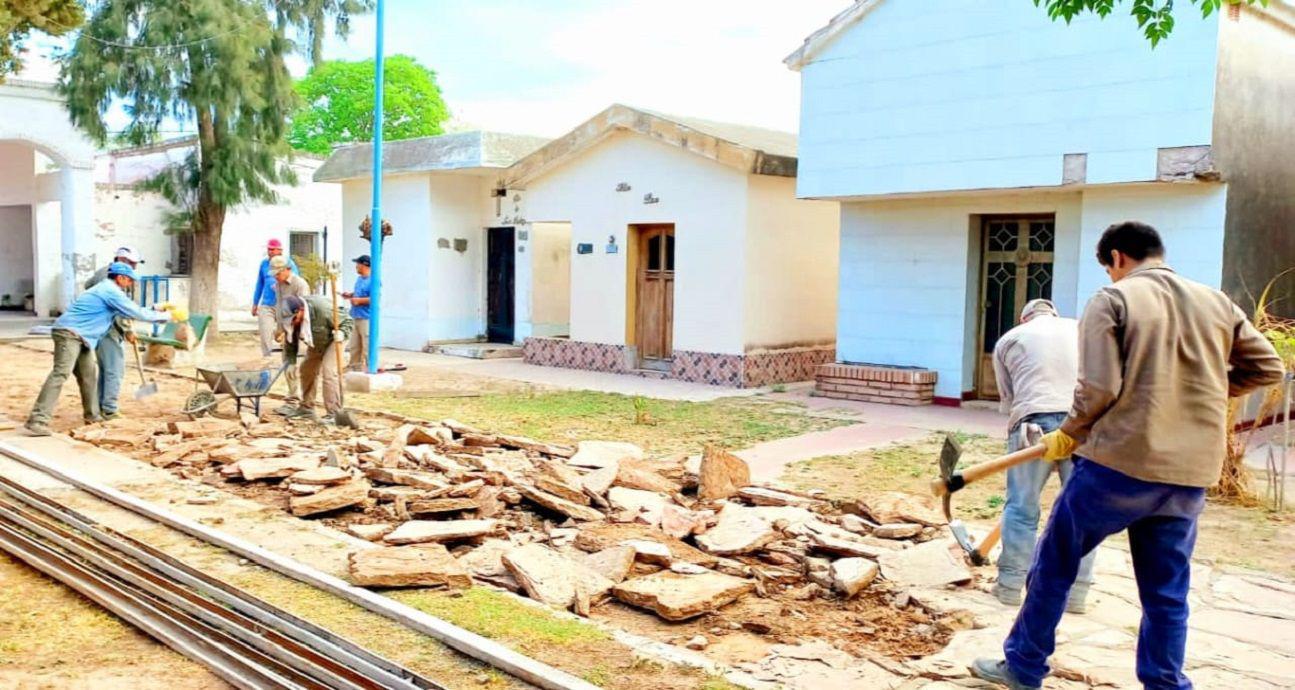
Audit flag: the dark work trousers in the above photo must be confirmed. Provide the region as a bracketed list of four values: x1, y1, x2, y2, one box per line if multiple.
[1003, 458, 1205, 689]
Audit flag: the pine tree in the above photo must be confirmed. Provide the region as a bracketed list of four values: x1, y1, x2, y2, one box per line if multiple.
[61, 0, 367, 334]
[0, 0, 85, 79]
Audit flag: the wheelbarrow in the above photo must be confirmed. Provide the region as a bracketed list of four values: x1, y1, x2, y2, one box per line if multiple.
[184, 362, 290, 418]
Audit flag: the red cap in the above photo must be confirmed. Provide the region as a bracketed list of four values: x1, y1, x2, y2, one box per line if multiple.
[267, 238, 283, 250]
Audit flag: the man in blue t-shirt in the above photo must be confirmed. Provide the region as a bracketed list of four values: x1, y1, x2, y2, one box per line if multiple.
[251, 238, 299, 356]
[342, 254, 372, 371]
[26, 263, 178, 436]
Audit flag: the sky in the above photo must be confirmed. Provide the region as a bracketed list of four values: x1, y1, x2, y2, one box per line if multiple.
[308, 0, 849, 137]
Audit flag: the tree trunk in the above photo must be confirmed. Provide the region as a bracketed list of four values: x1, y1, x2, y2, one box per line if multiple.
[190, 108, 227, 337]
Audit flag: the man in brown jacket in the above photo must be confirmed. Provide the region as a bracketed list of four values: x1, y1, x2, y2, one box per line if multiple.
[973, 221, 1283, 690]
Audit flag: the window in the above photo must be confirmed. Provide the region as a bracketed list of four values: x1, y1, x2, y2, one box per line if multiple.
[290, 231, 319, 260]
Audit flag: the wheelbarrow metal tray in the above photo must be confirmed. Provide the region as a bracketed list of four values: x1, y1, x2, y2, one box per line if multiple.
[195, 364, 282, 397]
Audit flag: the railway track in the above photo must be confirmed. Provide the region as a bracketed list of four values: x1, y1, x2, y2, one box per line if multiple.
[0, 439, 598, 690]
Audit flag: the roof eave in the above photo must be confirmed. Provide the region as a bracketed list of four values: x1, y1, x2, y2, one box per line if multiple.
[785, 0, 883, 71]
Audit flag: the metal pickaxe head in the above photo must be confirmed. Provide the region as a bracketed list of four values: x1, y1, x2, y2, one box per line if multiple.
[935, 434, 979, 555]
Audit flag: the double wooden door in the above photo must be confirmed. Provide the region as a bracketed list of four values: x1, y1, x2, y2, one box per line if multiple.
[976, 216, 1055, 399]
[635, 225, 675, 370]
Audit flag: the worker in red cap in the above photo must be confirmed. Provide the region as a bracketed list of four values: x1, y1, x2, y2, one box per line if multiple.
[251, 238, 299, 357]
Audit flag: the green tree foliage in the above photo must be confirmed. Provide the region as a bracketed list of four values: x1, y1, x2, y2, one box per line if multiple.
[61, 0, 367, 333]
[0, 0, 85, 79]
[1035, 0, 1269, 46]
[289, 55, 450, 155]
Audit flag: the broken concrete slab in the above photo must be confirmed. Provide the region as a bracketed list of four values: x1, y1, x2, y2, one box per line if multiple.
[872, 523, 923, 540]
[169, 418, 241, 438]
[534, 475, 590, 506]
[854, 492, 946, 527]
[613, 570, 754, 621]
[878, 539, 972, 587]
[369, 486, 435, 503]
[832, 558, 880, 598]
[695, 506, 777, 556]
[363, 467, 450, 492]
[240, 455, 322, 481]
[348, 544, 472, 589]
[659, 504, 711, 540]
[569, 440, 644, 469]
[287, 483, 324, 495]
[516, 484, 605, 522]
[697, 446, 750, 501]
[407, 426, 451, 446]
[581, 545, 637, 584]
[456, 539, 513, 579]
[738, 486, 821, 508]
[574, 523, 718, 568]
[288, 466, 353, 486]
[614, 462, 679, 494]
[580, 464, 618, 499]
[502, 543, 615, 610]
[289, 479, 371, 517]
[383, 519, 503, 545]
[607, 487, 671, 527]
[407, 498, 481, 516]
[804, 557, 834, 589]
[347, 523, 395, 541]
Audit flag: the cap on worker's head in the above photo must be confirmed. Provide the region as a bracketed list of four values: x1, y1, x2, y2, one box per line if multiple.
[1021, 298, 1058, 321]
[353, 254, 371, 267]
[267, 238, 283, 250]
[107, 261, 139, 282]
[269, 255, 290, 271]
[114, 246, 143, 265]
[282, 295, 305, 313]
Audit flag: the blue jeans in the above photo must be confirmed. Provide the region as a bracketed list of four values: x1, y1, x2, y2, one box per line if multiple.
[1004, 458, 1205, 689]
[96, 331, 125, 415]
[997, 412, 1095, 599]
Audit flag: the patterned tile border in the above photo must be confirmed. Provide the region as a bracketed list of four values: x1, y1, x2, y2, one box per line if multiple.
[523, 338, 835, 388]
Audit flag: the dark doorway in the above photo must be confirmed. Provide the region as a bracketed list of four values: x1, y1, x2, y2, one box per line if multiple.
[486, 227, 516, 344]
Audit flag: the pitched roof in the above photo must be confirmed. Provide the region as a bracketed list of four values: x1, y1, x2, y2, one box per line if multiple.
[313, 131, 551, 183]
[501, 104, 798, 188]
[785, 0, 882, 71]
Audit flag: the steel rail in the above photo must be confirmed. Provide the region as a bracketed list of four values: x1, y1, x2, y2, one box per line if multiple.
[0, 439, 600, 690]
[0, 472, 440, 690]
[0, 517, 315, 690]
[0, 498, 384, 690]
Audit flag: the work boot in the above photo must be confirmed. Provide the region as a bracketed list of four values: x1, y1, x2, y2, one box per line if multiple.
[288, 407, 319, 422]
[319, 414, 336, 426]
[83, 416, 102, 424]
[970, 658, 1041, 690]
[273, 404, 298, 416]
[992, 584, 1022, 607]
[24, 421, 52, 437]
[102, 411, 120, 421]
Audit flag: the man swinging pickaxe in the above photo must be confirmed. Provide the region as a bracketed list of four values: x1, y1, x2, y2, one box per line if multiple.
[932, 425, 1045, 565]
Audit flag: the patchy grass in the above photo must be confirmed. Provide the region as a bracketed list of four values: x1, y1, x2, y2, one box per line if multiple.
[353, 389, 845, 456]
[783, 432, 1020, 521]
[391, 587, 607, 647]
[0, 554, 221, 687]
[782, 432, 1295, 578]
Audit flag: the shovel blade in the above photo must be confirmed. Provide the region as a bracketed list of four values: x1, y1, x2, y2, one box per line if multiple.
[134, 382, 159, 400]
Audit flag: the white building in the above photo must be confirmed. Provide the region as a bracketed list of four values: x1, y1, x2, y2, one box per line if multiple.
[313, 131, 551, 351]
[95, 139, 343, 326]
[0, 74, 96, 317]
[787, 0, 1295, 405]
[503, 105, 840, 387]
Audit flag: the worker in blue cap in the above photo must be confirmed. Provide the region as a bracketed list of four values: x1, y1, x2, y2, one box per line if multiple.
[25, 262, 180, 436]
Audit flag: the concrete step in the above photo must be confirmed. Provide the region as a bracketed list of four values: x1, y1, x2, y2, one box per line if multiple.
[631, 368, 671, 380]
[429, 342, 523, 360]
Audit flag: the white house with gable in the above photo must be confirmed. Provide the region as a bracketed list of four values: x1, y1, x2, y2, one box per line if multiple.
[787, 0, 1295, 405]
[503, 105, 840, 387]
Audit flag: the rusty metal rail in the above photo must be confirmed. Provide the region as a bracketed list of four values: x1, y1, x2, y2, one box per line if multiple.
[0, 471, 444, 690]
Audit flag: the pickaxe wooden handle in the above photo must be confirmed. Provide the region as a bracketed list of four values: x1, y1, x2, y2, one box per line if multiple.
[930, 443, 1046, 498]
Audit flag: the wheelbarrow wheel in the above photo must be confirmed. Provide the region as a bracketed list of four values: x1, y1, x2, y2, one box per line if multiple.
[184, 390, 218, 417]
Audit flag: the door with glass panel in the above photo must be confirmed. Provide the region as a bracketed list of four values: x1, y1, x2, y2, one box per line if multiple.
[977, 216, 1055, 399]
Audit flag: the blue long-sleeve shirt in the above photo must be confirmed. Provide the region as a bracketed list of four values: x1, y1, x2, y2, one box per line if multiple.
[53, 280, 170, 349]
[350, 274, 372, 320]
[252, 256, 299, 307]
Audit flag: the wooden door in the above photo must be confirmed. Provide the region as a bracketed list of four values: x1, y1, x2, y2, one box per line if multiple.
[635, 225, 675, 370]
[976, 216, 1055, 399]
[486, 227, 516, 344]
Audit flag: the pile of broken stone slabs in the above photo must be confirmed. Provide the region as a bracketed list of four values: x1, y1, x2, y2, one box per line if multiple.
[74, 415, 974, 626]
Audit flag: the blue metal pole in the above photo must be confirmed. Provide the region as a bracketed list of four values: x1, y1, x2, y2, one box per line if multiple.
[366, 0, 385, 374]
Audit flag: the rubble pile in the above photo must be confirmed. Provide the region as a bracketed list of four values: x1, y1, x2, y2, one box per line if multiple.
[71, 416, 973, 629]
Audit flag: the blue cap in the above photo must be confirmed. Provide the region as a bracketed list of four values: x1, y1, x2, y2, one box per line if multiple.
[353, 254, 371, 267]
[107, 262, 139, 281]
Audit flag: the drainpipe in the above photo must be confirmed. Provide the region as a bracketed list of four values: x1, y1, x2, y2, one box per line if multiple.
[367, 0, 385, 374]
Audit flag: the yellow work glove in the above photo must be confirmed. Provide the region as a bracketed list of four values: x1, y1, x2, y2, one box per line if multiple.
[161, 304, 189, 322]
[1040, 429, 1078, 461]
[154, 301, 174, 311]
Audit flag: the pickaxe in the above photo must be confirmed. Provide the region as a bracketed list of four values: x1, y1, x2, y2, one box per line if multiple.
[934, 426, 1045, 563]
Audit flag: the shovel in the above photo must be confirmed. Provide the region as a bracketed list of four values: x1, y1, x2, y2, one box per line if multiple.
[131, 340, 158, 400]
[329, 266, 359, 429]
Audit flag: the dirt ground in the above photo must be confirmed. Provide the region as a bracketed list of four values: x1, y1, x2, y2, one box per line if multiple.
[783, 432, 1295, 579]
[0, 338, 932, 688]
[0, 552, 227, 689]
